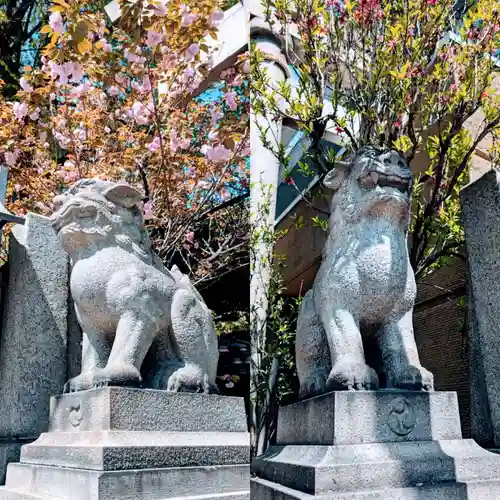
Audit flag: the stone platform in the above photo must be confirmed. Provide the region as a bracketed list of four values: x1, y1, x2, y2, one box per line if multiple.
[0, 387, 250, 499]
[251, 390, 500, 499]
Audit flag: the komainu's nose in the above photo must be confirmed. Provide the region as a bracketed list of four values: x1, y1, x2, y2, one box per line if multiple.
[379, 150, 407, 169]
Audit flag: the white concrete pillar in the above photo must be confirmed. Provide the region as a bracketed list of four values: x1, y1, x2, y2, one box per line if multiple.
[249, 16, 289, 454]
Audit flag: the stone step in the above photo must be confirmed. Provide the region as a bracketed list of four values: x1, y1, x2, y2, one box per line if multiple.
[2, 463, 249, 500]
[252, 439, 500, 494]
[0, 489, 250, 500]
[48, 388, 247, 433]
[251, 476, 500, 499]
[21, 431, 249, 470]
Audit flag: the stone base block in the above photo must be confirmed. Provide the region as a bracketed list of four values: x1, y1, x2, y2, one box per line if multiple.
[0, 388, 250, 499]
[252, 390, 500, 499]
[277, 390, 462, 445]
[0, 463, 249, 500]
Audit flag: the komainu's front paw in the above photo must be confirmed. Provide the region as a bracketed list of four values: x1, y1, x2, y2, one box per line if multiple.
[166, 364, 215, 393]
[299, 368, 329, 399]
[327, 358, 379, 391]
[91, 363, 143, 388]
[389, 364, 434, 391]
[64, 373, 94, 393]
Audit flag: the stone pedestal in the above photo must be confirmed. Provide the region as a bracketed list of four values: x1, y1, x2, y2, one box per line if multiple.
[251, 390, 500, 499]
[0, 387, 250, 499]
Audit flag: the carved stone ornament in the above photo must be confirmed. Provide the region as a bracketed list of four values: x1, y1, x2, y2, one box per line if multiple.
[50, 179, 219, 394]
[387, 397, 417, 436]
[295, 146, 434, 398]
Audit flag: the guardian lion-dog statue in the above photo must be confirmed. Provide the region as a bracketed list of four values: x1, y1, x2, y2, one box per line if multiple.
[296, 146, 434, 398]
[51, 179, 219, 393]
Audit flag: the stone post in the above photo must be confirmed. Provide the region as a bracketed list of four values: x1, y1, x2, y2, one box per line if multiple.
[461, 169, 500, 449]
[0, 214, 68, 483]
[248, 16, 289, 455]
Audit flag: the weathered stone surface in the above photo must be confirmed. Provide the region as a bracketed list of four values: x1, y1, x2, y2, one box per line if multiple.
[296, 147, 433, 399]
[251, 476, 500, 500]
[21, 431, 249, 470]
[461, 169, 500, 449]
[51, 179, 219, 393]
[252, 440, 500, 495]
[0, 389, 250, 498]
[0, 213, 68, 438]
[253, 390, 500, 499]
[277, 390, 461, 445]
[0, 444, 25, 485]
[47, 387, 247, 432]
[0, 463, 249, 500]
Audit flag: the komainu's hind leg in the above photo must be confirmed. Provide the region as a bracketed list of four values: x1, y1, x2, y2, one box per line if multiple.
[296, 290, 331, 399]
[165, 288, 219, 393]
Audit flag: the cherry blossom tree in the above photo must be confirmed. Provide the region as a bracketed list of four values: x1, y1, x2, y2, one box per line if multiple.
[0, 0, 250, 286]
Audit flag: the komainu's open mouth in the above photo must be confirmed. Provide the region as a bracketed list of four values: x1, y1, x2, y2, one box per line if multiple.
[376, 173, 409, 193]
[361, 170, 411, 194]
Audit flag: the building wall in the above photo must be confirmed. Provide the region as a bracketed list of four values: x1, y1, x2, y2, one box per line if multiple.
[413, 257, 470, 437]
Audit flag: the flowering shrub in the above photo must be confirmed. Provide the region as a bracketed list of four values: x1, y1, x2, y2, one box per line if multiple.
[0, 0, 249, 284]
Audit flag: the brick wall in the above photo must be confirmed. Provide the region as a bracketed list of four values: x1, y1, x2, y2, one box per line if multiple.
[414, 257, 470, 437]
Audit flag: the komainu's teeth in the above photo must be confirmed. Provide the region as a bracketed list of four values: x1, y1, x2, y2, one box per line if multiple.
[371, 172, 379, 184]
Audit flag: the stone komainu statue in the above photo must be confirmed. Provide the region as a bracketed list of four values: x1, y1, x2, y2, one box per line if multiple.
[50, 179, 219, 393]
[296, 146, 434, 399]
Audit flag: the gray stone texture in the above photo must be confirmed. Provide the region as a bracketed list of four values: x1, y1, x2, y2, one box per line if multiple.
[277, 390, 461, 445]
[0, 213, 68, 438]
[252, 390, 500, 499]
[0, 388, 250, 499]
[47, 387, 247, 432]
[51, 179, 219, 393]
[461, 169, 500, 448]
[296, 147, 433, 399]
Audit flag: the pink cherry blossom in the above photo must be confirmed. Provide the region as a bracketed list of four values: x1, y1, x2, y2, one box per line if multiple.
[70, 82, 92, 99]
[4, 150, 19, 167]
[224, 91, 237, 111]
[146, 30, 163, 47]
[148, 136, 161, 152]
[185, 231, 195, 244]
[104, 126, 111, 133]
[152, 0, 169, 16]
[187, 43, 199, 60]
[201, 144, 231, 163]
[108, 85, 120, 96]
[74, 128, 86, 141]
[143, 201, 154, 219]
[211, 107, 224, 128]
[67, 62, 84, 83]
[49, 12, 64, 34]
[99, 38, 113, 52]
[182, 12, 199, 27]
[130, 101, 151, 125]
[180, 138, 191, 149]
[19, 77, 33, 92]
[210, 10, 224, 27]
[133, 75, 152, 94]
[29, 108, 40, 120]
[13, 102, 28, 120]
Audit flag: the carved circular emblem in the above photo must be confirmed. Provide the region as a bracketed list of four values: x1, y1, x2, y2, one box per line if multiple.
[387, 397, 416, 436]
[69, 402, 83, 428]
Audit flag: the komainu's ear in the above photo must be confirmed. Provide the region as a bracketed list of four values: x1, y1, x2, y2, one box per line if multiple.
[323, 165, 349, 191]
[102, 183, 144, 208]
